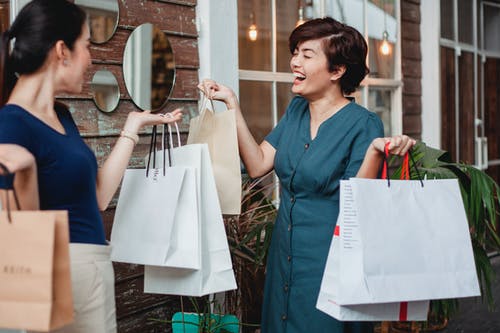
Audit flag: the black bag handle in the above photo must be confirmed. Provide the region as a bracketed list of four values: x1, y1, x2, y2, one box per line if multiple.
[0, 162, 21, 223]
[145, 125, 172, 177]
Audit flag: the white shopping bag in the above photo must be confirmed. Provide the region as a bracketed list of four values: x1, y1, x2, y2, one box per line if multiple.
[333, 178, 480, 305]
[316, 220, 429, 321]
[144, 140, 237, 296]
[111, 126, 200, 270]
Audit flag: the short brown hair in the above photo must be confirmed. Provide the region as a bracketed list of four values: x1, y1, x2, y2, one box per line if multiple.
[289, 17, 369, 95]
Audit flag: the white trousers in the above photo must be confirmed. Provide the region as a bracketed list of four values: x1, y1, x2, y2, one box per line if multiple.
[47, 243, 117, 333]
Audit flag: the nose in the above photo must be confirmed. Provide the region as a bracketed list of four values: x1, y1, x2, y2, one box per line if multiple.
[290, 55, 300, 70]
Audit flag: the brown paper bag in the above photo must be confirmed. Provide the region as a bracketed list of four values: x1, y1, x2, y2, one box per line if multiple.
[187, 97, 242, 215]
[0, 210, 73, 331]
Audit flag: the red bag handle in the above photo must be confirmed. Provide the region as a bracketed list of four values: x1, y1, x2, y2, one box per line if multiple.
[382, 142, 422, 186]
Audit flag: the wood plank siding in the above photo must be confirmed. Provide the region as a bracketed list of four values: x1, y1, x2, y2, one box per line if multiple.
[401, 0, 422, 140]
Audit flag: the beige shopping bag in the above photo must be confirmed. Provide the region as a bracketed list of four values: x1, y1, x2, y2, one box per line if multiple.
[187, 94, 242, 215]
[0, 209, 73, 331]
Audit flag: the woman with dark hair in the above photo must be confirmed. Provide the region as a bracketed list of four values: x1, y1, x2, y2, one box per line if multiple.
[199, 17, 415, 333]
[0, 0, 182, 331]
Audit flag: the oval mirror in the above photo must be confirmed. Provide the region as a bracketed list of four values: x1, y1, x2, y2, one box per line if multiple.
[75, 0, 119, 44]
[91, 70, 120, 113]
[123, 23, 176, 111]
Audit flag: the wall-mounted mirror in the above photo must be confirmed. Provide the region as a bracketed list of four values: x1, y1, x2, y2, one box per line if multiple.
[123, 23, 176, 111]
[91, 70, 120, 113]
[75, 0, 119, 44]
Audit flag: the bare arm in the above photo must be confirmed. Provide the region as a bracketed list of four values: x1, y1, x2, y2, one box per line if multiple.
[0, 144, 39, 210]
[356, 135, 416, 178]
[95, 109, 183, 210]
[198, 79, 275, 178]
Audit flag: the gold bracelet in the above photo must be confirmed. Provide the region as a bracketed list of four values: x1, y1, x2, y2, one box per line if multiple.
[120, 130, 139, 145]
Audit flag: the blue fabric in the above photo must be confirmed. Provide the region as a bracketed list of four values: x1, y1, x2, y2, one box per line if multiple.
[0, 104, 106, 245]
[262, 96, 384, 333]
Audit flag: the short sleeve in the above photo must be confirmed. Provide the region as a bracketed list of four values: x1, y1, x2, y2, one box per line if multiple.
[0, 111, 33, 149]
[0, 110, 34, 189]
[343, 112, 384, 179]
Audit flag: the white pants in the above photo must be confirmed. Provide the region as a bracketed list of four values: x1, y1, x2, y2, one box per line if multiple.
[47, 243, 117, 333]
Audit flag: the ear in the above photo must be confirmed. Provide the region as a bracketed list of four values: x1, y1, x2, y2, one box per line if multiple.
[54, 40, 69, 65]
[330, 65, 346, 81]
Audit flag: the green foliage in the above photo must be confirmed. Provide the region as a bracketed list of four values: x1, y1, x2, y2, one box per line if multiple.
[392, 142, 500, 318]
[226, 173, 277, 268]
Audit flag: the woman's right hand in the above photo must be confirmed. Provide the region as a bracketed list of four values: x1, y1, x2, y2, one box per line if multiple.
[198, 79, 239, 109]
[0, 144, 36, 175]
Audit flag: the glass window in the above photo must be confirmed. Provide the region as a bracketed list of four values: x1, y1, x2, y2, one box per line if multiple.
[238, 0, 272, 71]
[458, 0, 473, 44]
[368, 88, 392, 136]
[483, 3, 500, 52]
[367, 0, 396, 79]
[276, 3, 299, 72]
[440, 0, 454, 39]
[325, 0, 364, 33]
[239, 81, 273, 144]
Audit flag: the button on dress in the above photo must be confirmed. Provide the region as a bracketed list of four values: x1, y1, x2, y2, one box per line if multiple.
[261, 96, 384, 333]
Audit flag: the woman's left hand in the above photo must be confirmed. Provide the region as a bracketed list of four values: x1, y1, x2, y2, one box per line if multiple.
[123, 108, 183, 133]
[371, 135, 417, 156]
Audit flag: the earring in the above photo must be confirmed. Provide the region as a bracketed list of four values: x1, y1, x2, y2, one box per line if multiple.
[63, 59, 68, 66]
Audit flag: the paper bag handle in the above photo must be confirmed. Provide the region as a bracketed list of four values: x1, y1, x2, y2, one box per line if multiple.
[382, 142, 423, 187]
[0, 162, 21, 223]
[199, 91, 216, 116]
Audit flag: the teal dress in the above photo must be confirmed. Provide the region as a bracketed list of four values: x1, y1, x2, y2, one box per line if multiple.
[262, 96, 384, 333]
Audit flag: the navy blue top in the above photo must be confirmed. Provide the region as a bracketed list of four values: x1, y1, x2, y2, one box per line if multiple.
[0, 104, 106, 245]
[261, 96, 383, 333]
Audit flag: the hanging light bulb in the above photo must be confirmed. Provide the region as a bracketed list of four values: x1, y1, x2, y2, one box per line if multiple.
[248, 12, 258, 42]
[379, 0, 391, 56]
[380, 30, 391, 56]
[296, 6, 306, 27]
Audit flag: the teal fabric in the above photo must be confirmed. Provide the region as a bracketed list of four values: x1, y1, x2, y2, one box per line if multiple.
[261, 96, 384, 333]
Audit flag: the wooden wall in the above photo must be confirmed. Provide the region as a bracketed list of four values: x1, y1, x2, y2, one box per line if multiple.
[65, 1, 199, 331]
[401, 0, 422, 140]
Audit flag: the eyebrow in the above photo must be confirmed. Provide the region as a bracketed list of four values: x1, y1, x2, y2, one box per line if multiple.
[300, 47, 317, 53]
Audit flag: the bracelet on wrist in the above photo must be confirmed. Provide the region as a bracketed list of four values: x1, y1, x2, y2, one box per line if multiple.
[120, 130, 139, 145]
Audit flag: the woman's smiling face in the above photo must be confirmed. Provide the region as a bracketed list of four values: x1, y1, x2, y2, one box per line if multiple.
[290, 38, 335, 100]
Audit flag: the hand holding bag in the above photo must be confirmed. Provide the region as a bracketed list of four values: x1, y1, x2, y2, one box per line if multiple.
[0, 163, 73, 331]
[335, 145, 480, 305]
[187, 92, 242, 215]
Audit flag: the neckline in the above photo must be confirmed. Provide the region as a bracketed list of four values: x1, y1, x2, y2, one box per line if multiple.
[306, 100, 351, 141]
[5, 103, 68, 137]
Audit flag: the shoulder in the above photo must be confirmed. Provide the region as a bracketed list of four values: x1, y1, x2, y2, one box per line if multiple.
[345, 102, 383, 129]
[0, 104, 31, 128]
[283, 95, 308, 120]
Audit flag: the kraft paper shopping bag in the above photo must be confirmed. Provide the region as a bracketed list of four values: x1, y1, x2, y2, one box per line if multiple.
[0, 209, 73, 331]
[187, 94, 241, 215]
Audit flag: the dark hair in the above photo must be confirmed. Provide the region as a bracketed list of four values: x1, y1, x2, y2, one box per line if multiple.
[289, 17, 369, 95]
[0, 0, 86, 105]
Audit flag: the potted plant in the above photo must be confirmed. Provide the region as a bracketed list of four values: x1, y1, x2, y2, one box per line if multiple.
[170, 297, 240, 333]
[224, 173, 277, 332]
[383, 141, 500, 332]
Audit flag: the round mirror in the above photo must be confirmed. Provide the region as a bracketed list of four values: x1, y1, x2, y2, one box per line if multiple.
[123, 23, 176, 111]
[91, 70, 120, 113]
[75, 0, 119, 44]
